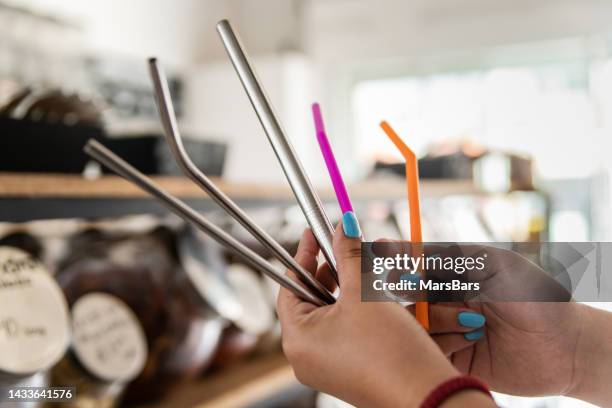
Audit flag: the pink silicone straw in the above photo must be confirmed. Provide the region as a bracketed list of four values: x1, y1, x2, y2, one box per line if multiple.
[312, 103, 354, 214]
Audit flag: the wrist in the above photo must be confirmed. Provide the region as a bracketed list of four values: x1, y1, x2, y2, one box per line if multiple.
[440, 390, 496, 408]
[385, 362, 459, 408]
[566, 304, 612, 406]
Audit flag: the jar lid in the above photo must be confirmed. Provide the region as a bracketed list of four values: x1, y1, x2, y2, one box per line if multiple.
[226, 264, 275, 336]
[71, 292, 147, 383]
[0, 246, 70, 375]
[178, 230, 243, 322]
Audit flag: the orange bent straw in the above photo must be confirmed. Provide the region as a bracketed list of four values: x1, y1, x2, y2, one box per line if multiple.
[380, 121, 429, 331]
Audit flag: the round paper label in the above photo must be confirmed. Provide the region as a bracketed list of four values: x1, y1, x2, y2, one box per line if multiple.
[71, 292, 147, 382]
[0, 247, 70, 375]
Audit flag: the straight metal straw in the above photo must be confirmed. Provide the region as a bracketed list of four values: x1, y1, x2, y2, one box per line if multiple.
[84, 139, 327, 307]
[147, 57, 335, 304]
[216, 19, 338, 284]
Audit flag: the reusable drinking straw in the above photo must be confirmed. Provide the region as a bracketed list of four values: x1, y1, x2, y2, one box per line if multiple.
[379, 121, 430, 330]
[311, 103, 354, 214]
[84, 140, 328, 307]
[216, 20, 338, 284]
[148, 58, 335, 305]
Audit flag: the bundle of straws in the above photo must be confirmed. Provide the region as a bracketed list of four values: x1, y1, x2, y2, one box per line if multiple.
[84, 19, 429, 329]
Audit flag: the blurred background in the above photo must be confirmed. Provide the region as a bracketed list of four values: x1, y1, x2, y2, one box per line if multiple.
[0, 0, 610, 407]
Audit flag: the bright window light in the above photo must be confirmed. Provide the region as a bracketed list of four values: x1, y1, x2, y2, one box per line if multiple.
[352, 60, 609, 181]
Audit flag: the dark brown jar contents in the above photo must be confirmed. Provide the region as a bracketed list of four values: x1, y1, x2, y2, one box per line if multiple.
[56, 226, 223, 405]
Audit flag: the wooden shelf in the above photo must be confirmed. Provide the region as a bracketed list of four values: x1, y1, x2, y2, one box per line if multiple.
[0, 173, 291, 199]
[0, 173, 479, 200]
[0, 172, 484, 222]
[150, 351, 300, 408]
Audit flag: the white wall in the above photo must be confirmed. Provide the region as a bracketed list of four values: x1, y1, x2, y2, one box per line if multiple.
[13, 0, 612, 65]
[182, 54, 324, 184]
[4, 0, 305, 67]
[305, 0, 612, 61]
[3, 0, 209, 67]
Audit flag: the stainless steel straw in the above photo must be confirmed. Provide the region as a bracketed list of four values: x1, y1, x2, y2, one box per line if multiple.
[84, 140, 327, 307]
[216, 19, 338, 283]
[148, 57, 335, 304]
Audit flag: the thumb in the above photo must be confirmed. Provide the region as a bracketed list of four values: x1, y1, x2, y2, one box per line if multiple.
[333, 211, 363, 301]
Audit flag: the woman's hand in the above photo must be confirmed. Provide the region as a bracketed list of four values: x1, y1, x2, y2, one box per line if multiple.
[407, 245, 584, 398]
[427, 295, 612, 406]
[277, 224, 495, 408]
[425, 300, 582, 396]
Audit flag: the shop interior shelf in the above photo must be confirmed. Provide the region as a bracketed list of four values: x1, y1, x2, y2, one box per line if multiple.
[0, 172, 483, 222]
[149, 351, 300, 408]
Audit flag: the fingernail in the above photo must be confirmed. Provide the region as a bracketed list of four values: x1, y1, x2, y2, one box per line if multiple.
[457, 311, 486, 328]
[464, 329, 484, 341]
[342, 211, 361, 238]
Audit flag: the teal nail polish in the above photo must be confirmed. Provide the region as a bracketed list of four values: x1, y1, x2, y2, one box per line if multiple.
[342, 211, 361, 238]
[464, 330, 484, 341]
[457, 311, 486, 328]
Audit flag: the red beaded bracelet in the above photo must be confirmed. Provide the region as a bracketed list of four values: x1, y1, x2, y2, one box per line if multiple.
[420, 375, 493, 408]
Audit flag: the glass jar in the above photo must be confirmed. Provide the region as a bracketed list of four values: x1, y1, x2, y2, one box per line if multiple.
[0, 246, 70, 407]
[56, 226, 224, 404]
[50, 292, 148, 408]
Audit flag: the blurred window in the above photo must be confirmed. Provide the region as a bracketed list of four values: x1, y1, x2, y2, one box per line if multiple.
[352, 55, 611, 181]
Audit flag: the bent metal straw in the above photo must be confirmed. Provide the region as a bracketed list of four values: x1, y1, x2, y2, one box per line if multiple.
[379, 121, 430, 330]
[148, 57, 335, 305]
[84, 140, 328, 307]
